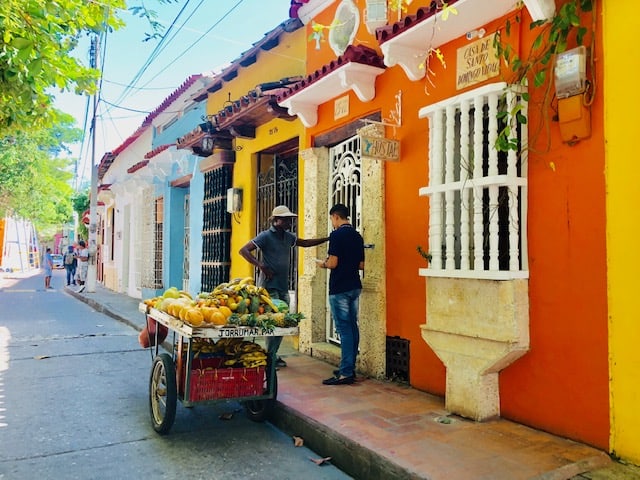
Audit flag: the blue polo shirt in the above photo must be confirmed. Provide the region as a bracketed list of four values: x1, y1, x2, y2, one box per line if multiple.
[252, 226, 296, 292]
[328, 224, 364, 295]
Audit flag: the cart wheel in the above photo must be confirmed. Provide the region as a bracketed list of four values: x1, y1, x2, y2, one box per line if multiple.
[244, 370, 277, 423]
[149, 353, 177, 434]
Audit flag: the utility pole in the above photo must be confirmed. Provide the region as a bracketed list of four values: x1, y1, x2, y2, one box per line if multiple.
[86, 35, 99, 293]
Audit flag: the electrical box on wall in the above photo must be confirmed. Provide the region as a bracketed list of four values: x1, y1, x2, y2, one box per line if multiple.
[554, 45, 590, 143]
[558, 93, 591, 144]
[226, 188, 243, 213]
[554, 46, 587, 99]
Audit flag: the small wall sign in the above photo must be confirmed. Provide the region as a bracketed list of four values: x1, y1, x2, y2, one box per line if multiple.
[456, 35, 500, 90]
[360, 135, 400, 161]
[334, 95, 349, 120]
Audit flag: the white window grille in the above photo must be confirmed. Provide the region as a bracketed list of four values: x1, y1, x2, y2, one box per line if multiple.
[140, 189, 163, 289]
[183, 194, 190, 292]
[418, 82, 528, 280]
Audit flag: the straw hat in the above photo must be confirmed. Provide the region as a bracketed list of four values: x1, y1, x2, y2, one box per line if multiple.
[271, 205, 297, 218]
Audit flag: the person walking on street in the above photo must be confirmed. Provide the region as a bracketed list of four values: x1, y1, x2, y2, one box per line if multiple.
[76, 240, 89, 292]
[43, 247, 54, 290]
[239, 205, 329, 368]
[63, 245, 77, 286]
[316, 203, 365, 385]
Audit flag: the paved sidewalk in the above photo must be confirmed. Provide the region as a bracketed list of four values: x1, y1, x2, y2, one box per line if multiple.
[66, 284, 640, 480]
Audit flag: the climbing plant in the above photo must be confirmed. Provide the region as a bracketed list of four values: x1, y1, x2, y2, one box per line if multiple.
[493, 0, 596, 152]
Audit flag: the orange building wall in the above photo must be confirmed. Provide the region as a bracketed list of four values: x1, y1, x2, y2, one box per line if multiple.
[497, 2, 609, 450]
[303, 1, 608, 449]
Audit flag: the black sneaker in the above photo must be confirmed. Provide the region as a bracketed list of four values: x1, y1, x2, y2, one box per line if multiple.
[322, 375, 354, 385]
[275, 357, 287, 368]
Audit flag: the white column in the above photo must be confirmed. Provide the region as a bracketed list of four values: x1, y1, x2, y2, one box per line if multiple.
[459, 100, 470, 271]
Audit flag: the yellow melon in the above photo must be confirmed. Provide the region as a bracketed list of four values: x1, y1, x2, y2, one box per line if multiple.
[185, 308, 204, 326]
[210, 310, 227, 326]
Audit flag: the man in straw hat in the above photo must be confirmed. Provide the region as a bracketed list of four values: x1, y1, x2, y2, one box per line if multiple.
[240, 205, 329, 367]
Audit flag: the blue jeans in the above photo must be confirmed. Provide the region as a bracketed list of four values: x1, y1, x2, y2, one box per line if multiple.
[329, 288, 361, 378]
[65, 266, 76, 285]
[266, 289, 290, 357]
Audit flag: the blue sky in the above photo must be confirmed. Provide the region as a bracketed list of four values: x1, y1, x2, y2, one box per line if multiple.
[56, 0, 294, 187]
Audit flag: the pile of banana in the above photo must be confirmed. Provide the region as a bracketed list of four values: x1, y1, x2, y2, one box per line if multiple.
[198, 277, 280, 314]
[214, 338, 268, 368]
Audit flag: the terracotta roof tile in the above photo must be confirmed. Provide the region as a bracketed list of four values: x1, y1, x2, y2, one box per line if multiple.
[127, 160, 150, 174]
[209, 79, 300, 132]
[194, 18, 303, 102]
[277, 45, 385, 103]
[97, 74, 204, 179]
[376, 1, 457, 44]
[288, 0, 311, 19]
[144, 143, 173, 160]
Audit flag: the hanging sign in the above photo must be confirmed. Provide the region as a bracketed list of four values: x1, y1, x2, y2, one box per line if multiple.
[456, 34, 500, 90]
[360, 135, 400, 161]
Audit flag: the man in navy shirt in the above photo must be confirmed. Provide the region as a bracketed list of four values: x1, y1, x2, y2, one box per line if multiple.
[240, 205, 329, 367]
[316, 203, 365, 385]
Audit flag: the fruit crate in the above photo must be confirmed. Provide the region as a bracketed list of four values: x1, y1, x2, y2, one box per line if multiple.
[183, 358, 266, 402]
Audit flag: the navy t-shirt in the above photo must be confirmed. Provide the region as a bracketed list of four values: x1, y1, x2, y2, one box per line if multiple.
[252, 226, 296, 292]
[327, 224, 364, 295]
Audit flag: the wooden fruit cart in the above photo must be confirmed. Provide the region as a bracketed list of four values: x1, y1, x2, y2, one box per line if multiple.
[139, 304, 298, 435]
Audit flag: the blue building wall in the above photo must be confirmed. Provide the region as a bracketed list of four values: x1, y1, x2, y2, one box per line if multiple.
[153, 100, 207, 297]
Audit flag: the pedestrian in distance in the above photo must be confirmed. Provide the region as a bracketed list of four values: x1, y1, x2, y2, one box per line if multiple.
[316, 203, 365, 385]
[75, 240, 89, 292]
[43, 247, 54, 290]
[63, 245, 77, 286]
[239, 205, 329, 368]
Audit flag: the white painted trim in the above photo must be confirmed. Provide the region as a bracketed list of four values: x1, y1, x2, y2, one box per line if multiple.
[522, 0, 555, 21]
[419, 268, 529, 280]
[297, 0, 336, 24]
[278, 62, 385, 127]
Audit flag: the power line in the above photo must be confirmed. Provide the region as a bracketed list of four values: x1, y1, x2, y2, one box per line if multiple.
[100, 98, 154, 114]
[138, 0, 245, 89]
[108, 0, 194, 110]
[101, 78, 179, 90]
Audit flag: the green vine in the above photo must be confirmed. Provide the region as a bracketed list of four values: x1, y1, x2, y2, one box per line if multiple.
[493, 0, 595, 151]
[417, 245, 432, 264]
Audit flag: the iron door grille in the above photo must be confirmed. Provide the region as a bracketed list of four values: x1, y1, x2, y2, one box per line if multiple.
[327, 135, 362, 344]
[201, 165, 233, 291]
[256, 151, 299, 292]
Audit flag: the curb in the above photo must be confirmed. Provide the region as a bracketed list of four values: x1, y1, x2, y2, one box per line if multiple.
[65, 287, 141, 331]
[271, 402, 422, 480]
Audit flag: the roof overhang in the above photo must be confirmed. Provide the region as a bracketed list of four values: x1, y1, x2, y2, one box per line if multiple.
[376, 0, 555, 82]
[277, 45, 385, 127]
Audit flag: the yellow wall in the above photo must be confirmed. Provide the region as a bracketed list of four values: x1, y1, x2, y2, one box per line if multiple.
[205, 28, 305, 117]
[605, 0, 640, 464]
[229, 117, 305, 281]
[203, 26, 306, 281]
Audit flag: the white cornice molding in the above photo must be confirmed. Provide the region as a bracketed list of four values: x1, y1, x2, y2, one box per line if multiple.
[278, 62, 384, 127]
[380, 0, 555, 82]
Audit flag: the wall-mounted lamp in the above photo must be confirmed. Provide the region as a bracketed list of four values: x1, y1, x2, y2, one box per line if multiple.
[466, 28, 486, 40]
[554, 45, 590, 144]
[202, 135, 215, 154]
[364, 0, 387, 35]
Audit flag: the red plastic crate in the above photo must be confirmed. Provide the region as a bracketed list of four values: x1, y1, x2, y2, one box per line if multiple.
[186, 365, 266, 402]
